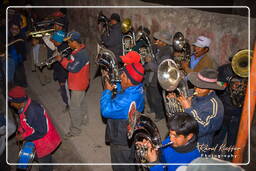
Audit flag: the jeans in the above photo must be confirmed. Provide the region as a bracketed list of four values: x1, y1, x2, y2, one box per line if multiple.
[69, 90, 87, 135]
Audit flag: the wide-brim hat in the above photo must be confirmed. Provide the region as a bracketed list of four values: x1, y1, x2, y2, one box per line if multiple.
[153, 31, 172, 45]
[187, 68, 224, 90]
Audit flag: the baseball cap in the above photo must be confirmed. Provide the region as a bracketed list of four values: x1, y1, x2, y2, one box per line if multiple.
[51, 30, 65, 43]
[8, 86, 27, 103]
[120, 51, 141, 64]
[123, 63, 144, 85]
[192, 36, 211, 48]
[64, 31, 81, 42]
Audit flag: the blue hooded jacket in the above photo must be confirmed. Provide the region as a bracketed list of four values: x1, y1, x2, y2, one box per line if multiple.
[100, 83, 144, 119]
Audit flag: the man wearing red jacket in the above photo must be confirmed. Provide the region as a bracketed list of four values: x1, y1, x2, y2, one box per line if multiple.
[55, 31, 90, 138]
[8, 86, 62, 171]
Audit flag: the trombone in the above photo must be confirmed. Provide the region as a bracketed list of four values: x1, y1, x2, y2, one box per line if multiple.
[27, 29, 55, 38]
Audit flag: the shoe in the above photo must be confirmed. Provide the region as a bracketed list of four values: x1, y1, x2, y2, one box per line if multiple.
[64, 131, 79, 140]
[63, 105, 69, 113]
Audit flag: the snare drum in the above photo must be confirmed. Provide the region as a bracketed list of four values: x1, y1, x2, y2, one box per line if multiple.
[17, 142, 36, 170]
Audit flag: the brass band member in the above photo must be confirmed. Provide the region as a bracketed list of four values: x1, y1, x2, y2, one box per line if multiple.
[101, 13, 123, 63]
[181, 36, 216, 73]
[172, 68, 224, 154]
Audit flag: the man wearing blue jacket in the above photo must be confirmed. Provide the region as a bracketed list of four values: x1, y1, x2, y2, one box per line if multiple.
[100, 63, 144, 171]
[137, 112, 200, 171]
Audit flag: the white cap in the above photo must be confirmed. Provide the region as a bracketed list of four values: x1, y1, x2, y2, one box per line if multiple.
[192, 36, 211, 48]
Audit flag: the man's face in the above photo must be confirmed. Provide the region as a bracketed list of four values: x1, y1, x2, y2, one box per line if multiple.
[193, 45, 208, 57]
[10, 24, 20, 36]
[110, 19, 117, 25]
[194, 87, 211, 97]
[9, 102, 22, 110]
[53, 24, 63, 31]
[169, 130, 192, 147]
[67, 40, 76, 49]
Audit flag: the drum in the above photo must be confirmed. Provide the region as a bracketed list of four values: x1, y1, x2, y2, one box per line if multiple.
[17, 142, 36, 170]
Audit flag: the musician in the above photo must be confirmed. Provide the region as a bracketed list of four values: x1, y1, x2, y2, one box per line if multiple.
[101, 13, 123, 63]
[55, 31, 90, 138]
[136, 112, 200, 171]
[100, 63, 144, 171]
[8, 21, 28, 87]
[213, 62, 244, 160]
[176, 68, 224, 151]
[8, 86, 62, 171]
[31, 37, 51, 86]
[181, 36, 216, 73]
[43, 17, 69, 110]
[144, 31, 174, 122]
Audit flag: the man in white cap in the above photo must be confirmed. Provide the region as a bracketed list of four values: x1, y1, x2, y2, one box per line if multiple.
[182, 36, 216, 73]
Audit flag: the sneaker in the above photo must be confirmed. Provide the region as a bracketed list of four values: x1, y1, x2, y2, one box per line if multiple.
[64, 132, 78, 140]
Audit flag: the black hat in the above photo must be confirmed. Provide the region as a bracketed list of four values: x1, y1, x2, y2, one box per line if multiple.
[188, 68, 224, 90]
[110, 13, 120, 22]
[55, 17, 65, 27]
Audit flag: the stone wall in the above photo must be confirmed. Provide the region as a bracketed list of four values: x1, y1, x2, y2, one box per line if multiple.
[59, 1, 255, 66]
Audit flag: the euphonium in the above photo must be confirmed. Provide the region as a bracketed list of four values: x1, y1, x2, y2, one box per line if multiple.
[157, 59, 189, 117]
[121, 18, 136, 55]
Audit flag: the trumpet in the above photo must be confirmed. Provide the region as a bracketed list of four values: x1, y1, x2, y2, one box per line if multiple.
[28, 29, 55, 38]
[39, 46, 72, 67]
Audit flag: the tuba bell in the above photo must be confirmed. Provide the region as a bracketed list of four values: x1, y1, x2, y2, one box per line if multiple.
[121, 18, 136, 55]
[157, 59, 189, 117]
[127, 102, 172, 166]
[228, 49, 253, 107]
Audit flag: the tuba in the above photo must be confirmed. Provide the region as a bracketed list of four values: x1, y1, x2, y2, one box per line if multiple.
[229, 49, 253, 107]
[157, 59, 189, 117]
[96, 45, 121, 95]
[172, 32, 191, 68]
[135, 26, 155, 64]
[127, 102, 172, 166]
[121, 18, 136, 55]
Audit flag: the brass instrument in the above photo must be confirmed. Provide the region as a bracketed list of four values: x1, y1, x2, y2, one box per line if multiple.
[96, 45, 120, 95]
[98, 11, 110, 37]
[127, 103, 169, 165]
[229, 49, 253, 107]
[121, 18, 136, 55]
[173, 32, 191, 68]
[38, 46, 72, 68]
[27, 29, 55, 38]
[135, 26, 155, 64]
[157, 59, 189, 117]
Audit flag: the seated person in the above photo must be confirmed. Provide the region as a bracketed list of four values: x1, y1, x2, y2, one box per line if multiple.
[137, 112, 200, 171]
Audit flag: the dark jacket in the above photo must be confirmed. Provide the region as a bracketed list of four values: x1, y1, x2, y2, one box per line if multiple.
[100, 83, 144, 145]
[101, 23, 123, 62]
[144, 45, 174, 87]
[185, 92, 224, 148]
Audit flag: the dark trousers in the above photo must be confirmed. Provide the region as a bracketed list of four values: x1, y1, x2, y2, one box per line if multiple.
[213, 107, 242, 160]
[60, 83, 68, 105]
[145, 85, 165, 119]
[110, 144, 136, 171]
[36, 154, 53, 171]
[14, 63, 28, 87]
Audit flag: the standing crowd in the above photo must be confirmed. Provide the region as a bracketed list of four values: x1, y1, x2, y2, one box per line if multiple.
[0, 7, 248, 171]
